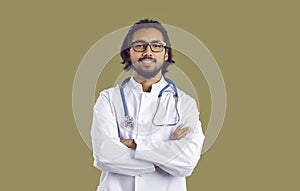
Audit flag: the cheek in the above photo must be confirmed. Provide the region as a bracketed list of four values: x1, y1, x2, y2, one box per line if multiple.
[158, 54, 167, 62]
[129, 50, 140, 62]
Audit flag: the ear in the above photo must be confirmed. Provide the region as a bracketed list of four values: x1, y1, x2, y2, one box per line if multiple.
[164, 48, 169, 61]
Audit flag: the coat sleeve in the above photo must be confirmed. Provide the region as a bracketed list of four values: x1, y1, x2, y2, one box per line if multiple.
[91, 90, 155, 176]
[134, 95, 205, 177]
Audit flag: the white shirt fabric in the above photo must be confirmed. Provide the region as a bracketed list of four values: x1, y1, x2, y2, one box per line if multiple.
[91, 76, 205, 191]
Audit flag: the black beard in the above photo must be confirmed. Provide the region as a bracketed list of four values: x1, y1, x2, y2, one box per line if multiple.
[132, 59, 163, 79]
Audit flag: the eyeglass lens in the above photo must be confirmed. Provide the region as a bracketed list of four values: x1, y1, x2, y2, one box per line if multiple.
[132, 41, 165, 52]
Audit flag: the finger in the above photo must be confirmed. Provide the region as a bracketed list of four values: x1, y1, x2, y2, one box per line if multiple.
[177, 126, 190, 134]
[175, 127, 191, 139]
[173, 124, 183, 134]
[172, 126, 182, 139]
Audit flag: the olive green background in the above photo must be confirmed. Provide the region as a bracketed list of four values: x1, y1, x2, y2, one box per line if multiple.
[1, 0, 299, 190]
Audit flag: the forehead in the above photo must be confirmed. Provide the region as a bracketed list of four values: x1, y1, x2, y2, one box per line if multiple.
[132, 28, 164, 42]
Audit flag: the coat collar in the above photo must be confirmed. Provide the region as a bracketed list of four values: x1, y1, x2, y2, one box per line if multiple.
[125, 76, 168, 94]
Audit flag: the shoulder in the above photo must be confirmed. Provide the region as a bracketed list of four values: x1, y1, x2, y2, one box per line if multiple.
[177, 88, 200, 113]
[94, 85, 120, 105]
[177, 88, 196, 104]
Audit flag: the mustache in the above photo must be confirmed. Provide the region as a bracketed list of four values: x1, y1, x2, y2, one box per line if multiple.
[138, 57, 156, 62]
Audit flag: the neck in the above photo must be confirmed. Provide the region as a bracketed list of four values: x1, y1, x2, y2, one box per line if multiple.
[133, 73, 162, 92]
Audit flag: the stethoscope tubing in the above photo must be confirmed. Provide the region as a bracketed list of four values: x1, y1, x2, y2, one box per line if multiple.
[119, 77, 180, 127]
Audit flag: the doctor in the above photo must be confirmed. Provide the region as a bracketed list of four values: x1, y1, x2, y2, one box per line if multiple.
[91, 19, 205, 191]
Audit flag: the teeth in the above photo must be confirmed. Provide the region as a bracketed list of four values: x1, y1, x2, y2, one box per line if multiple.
[141, 59, 155, 64]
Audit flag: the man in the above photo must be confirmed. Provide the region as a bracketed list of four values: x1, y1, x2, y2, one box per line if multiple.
[91, 19, 205, 191]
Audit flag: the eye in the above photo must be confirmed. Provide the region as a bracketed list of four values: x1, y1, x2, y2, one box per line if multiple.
[133, 43, 145, 49]
[151, 43, 164, 50]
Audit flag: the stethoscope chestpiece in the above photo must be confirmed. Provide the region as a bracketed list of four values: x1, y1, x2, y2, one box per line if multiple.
[124, 115, 134, 128]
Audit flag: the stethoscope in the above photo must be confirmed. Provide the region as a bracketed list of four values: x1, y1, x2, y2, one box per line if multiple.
[119, 77, 180, 128]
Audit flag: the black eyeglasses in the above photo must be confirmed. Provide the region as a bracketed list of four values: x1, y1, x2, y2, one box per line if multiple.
[131, 41, 166, 52]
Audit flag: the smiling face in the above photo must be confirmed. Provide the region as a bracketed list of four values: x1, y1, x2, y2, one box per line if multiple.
[129, 28, 168, 80]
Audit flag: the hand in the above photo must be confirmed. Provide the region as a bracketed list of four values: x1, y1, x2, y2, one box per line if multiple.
[120, 139, 137, 150]
[171, 124, 191, 140]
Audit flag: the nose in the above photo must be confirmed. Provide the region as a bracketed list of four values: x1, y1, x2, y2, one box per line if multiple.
[142, 44, 153, 57]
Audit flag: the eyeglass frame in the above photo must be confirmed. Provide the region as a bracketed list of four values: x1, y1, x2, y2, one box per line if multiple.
[131, 40, 167, 53]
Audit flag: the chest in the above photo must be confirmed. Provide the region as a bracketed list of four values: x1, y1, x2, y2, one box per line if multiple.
[112, 89, 182, 141]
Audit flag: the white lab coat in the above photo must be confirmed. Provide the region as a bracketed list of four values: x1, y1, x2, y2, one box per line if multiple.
[91, 76, 205, 191]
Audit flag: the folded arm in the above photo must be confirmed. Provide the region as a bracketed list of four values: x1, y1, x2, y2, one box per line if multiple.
[91, 91, 155, 176]
[133, 97, 205, 177]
